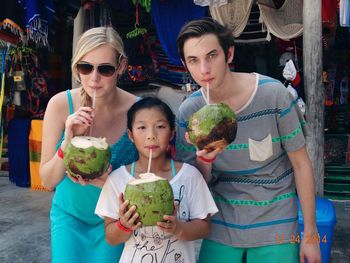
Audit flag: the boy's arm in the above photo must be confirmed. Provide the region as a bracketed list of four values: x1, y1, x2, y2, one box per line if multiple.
[174, 218, 211, 241]
[158, 213, 211, 241]
[287, 146, 321, 263]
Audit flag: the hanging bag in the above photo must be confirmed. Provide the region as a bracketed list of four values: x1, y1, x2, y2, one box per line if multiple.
[12, 52, 26, 91]
[28, 67, 48, 116]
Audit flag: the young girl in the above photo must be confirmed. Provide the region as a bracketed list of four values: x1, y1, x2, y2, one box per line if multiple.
[95, 97, 218, 263]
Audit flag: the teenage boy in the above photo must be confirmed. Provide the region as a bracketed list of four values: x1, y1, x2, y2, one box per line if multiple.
[175, 18, 321, 263]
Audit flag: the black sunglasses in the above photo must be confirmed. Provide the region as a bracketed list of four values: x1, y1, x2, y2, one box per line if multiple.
[76, 62, 117, 77]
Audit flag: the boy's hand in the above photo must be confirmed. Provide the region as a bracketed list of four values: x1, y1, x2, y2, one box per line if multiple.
[185, 132, 224, 162]
[118, 193, 141, 231]
[300, 237, 321, 263]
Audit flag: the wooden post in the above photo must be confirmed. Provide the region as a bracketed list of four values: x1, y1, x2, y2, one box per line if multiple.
[303, 1, 324, 196]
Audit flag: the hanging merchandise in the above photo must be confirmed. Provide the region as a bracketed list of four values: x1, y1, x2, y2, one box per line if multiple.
[339, 0, 350, 27]
[6, 44, 49, 117]
[132, 0, 151, 12]
[282, 59, 305, 114]
[99, 1, 112, 27]
[257, 0, 303, 41]
[18, 0, 56, 47]
[209, 0, 253, 38]
[194, 0, 228, 7]
[7, 45, 35, 107]
[28, 67, 49, 116]
[151, 0, 206, 66]
[322, 0, 337, 23]
[340, 75, 349, 105]
[0, 46, 10, 168]
[11, 51, 28, 91]
[127, 0, 147, 39]
[120, 34, 158, 86]
[0, 1, 24, 36]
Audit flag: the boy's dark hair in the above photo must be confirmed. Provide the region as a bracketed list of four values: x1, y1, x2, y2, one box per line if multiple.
[176, 17, 235, 63]
[127, 97, 175, 131]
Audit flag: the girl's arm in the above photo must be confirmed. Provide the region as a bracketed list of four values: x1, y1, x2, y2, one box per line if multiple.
[104, 194, 142, 245]
[104, 217, 133, 245]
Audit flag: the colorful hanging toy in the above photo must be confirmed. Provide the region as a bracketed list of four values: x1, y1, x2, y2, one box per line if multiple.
[127, 0, 147, 39]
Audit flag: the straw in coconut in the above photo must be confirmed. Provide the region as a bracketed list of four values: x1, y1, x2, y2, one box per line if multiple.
[147, 149, 152, 173]
[89, 90, 96, 136]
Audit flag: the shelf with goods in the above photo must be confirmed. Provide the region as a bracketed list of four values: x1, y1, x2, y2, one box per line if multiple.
[323, 22, 350, 199]
[324, 105, 350, 200]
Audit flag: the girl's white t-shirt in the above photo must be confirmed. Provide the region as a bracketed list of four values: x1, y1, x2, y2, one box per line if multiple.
[95, 163, 218, 263]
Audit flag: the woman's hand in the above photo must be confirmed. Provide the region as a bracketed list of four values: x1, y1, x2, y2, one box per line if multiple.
[66, 165, 112, 188]
[64, 106, 94, 143]
[118, 193, 142, 231]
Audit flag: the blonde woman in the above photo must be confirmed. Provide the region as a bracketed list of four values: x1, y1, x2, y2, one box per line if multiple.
[40, 27, 139, 263]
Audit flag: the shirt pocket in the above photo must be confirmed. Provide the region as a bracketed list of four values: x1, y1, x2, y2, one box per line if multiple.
[248, 134, 273, 162]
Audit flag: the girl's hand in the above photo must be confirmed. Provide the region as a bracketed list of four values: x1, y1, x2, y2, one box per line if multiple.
[64, 106, 94, 142]
[118, 193, 142, 231]
[157, 203, 181, 235]
[66, 165, 112, 188]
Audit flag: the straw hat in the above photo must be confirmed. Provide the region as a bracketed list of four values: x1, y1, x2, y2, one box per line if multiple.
[209, 0, 254, 37]
[258, 0, 303, 40]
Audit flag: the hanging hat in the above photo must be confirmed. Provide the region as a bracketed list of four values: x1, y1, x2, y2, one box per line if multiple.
[209, 0, 253, 37]
[258, 0, 303, 40]
[194, 0, 228, 7]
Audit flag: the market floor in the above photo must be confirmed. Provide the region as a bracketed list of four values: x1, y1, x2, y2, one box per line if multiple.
[0, 176, 349, 263]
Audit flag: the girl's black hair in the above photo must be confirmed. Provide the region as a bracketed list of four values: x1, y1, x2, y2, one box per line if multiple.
[127, 97, 175, 131]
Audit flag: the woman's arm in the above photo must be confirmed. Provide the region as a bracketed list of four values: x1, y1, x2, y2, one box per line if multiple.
[39, 93, 69, 190]
[40, 91, 94, 190]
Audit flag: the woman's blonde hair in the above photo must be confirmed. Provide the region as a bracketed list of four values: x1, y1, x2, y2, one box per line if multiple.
[71, 26, 126, 106]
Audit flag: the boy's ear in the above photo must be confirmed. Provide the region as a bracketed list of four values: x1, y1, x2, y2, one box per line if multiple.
[227, 46, 234, 63]
[127, 129, 134, 143]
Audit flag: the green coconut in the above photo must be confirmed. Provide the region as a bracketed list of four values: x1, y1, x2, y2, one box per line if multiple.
[188, 103, 237, 151]
[124, 173, 174, 226]
[63, 136, 111, 180]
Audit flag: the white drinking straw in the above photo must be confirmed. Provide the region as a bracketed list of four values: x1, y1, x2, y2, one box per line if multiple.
[206, 82, 210, 105]
[89, 90, 96, 136]
[147, 149, 152, 173]
[92, 89, 96, 109]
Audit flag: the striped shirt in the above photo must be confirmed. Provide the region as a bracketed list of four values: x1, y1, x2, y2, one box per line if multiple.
[175, 73, 307, 247]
